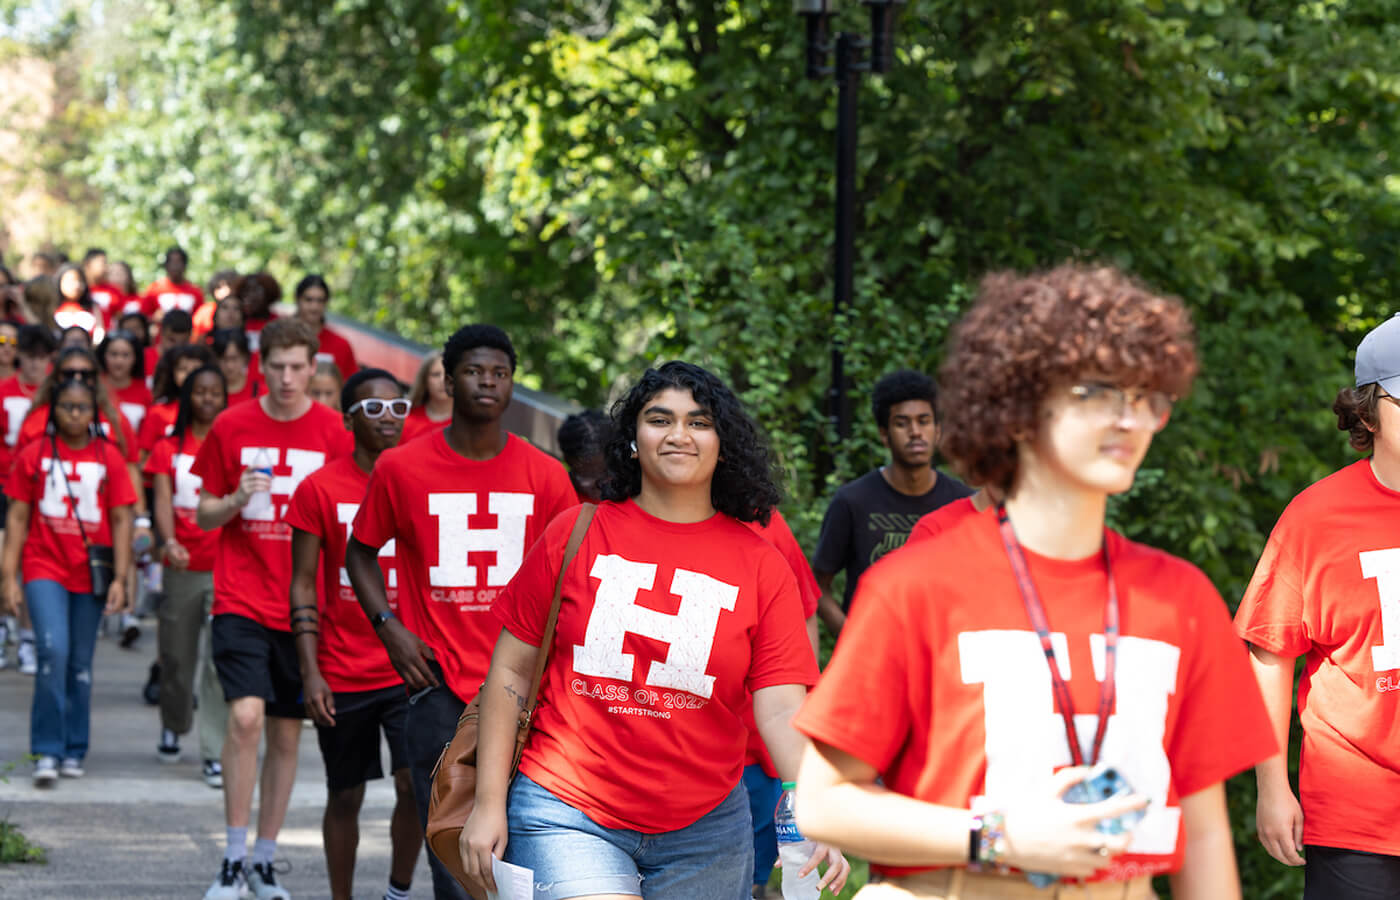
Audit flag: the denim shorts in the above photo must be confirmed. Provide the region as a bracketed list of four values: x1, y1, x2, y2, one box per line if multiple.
[505, 774, 753, 900]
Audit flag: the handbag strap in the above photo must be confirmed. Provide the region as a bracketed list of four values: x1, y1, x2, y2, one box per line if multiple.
[519, 503, 596, 728]
[50, 432, 97, 551]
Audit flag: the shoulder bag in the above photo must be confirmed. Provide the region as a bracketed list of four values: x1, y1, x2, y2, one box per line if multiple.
[425, 503, 596, 896]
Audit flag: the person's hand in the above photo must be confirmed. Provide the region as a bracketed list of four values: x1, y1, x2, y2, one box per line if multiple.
[232, 467, 271, 507]
[2, 575, 21, 616]
[1000, 767, 1148, 878]
[163, 540, 191, 570]
[302, 671, 335, 727]
[460, 802, 508, 894]
[103, 580, 128, 616]
[1256, 781, 1306, 866]
[796, 842, 851, 895]
[379, 619, 438, 691]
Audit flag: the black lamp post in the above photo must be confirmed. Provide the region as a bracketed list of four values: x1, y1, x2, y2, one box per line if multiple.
[797, 0, 905, 445]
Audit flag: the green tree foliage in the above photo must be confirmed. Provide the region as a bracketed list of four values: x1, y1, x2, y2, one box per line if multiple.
[27, 3, 1400, 892]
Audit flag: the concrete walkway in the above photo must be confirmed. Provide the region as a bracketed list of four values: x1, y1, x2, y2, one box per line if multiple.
[0, 622, 434, 899]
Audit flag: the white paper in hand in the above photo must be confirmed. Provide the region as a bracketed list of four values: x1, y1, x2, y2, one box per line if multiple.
[488, 856, 536, 900]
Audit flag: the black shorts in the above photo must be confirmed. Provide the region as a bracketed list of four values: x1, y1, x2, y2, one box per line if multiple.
[0, 493, 9, 523]
[210, 613, 304, 719]
[315, 683, 411, 791]
[1305, 845, 1400, 900]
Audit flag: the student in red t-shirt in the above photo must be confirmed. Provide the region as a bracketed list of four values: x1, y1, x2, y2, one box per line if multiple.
[0, 320, 20, 381]
[140, 344, 218, 460]
[0, 326, 57, 495]
[346, 324, 576, 900]
[1236, 314, 1400, 898]
[461, 360, 848, 900]
[1, 376, 137, 785]
[794, 265, 1277, 899]
[54, 263, 107, 345]
[141, 246, 204, 322]
[287, 368, 421, 900]
[210, 328, 263, 408]
[293, 275, 357, 380]
[98, 330, 152, 437]
[146, 365, 229, 786]
[82, 248, 120, 328]
[556, 408, 612, 503]
[401, 352, 450, 443]
[193, 317, 352, 900]
[236, 272, 279, 355]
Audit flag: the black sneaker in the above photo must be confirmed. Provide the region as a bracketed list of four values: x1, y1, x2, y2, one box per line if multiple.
[157, 728, 180, 763]
[203, 858, 244, 900]
[142, 661, 161, 705]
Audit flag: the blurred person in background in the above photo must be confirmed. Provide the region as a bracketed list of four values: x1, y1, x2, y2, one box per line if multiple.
[99, 331, 152, 436]
[210, 328, 262, 408]
[0, 320, 20, 381]
[54, 263, 106, 344]
[556, 408, 612, 504]
[309, 360, 343, 412]
[236, 272, 279, 354]
[142, 246, 204, 322]
[400, 352, 449, 443]
[194, 270, 240, 341]
[294, 275, 356, 380]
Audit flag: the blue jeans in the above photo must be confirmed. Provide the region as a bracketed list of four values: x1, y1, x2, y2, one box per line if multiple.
[25, 579, 102, 760]
[506, 773, 753, 900]
[743, 764, 783, 888]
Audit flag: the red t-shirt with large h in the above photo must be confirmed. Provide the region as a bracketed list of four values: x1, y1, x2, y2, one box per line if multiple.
[6, 437, 138, 594]
[0, 375, 39, 490]
[495, 500, 818, 833]
[351, 430, 576, 703]
[141, 278, 204, 318]
[113, 381, 153, 438]
[1235, 459, 1400, 857]
[286, 455, 402, 694]
[192, 399, 352, 631]
[795, 506, 1277, 881]
[144, 431, 218, 572]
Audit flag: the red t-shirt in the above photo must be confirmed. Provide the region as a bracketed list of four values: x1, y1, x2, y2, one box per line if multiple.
[399, 407, 446, 444]
[226, 375, 264, 408]
[112, 381, 153, 438]
[286, 455, 401, 693]
[313, 326, 357, 379]
[743, 510, 820, 777]
[244, 316, 274, 354]
[192, 399, 352, 630]
[18, 406, 139, 465]
[137, 401, 177, 454]
[795, 506, 1277, 880]
[55, 302, 105, 340]
[141, 278, 204, 318]
[495, 501, 817, 833]
[6, 437, 137, 593]
[0, 376, 39, 490]
[908, 496, 977, 543]
[351, 430, 576, 703]
[143, 431, 218, 572]
[88, 283, 126, 324]
[1234, 459, 1400, 857]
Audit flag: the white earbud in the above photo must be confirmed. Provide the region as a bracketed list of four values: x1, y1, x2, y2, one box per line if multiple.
[629, 440, 637, 453]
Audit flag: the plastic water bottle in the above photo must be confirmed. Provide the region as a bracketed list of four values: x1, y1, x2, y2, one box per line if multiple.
[244, 447, 274, 517]
[775, 781, 821, 900]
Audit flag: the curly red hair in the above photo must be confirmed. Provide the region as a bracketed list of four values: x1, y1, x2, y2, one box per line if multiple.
[939, 263, 1198, 490]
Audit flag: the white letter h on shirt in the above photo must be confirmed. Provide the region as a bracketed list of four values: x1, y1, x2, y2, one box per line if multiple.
[573, 554, 738, 700]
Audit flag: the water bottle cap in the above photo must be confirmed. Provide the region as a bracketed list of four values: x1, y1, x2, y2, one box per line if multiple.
[781, 781, 796, 790]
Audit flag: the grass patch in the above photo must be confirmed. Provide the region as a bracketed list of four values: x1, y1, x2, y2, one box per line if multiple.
[0, 820, 46, 864]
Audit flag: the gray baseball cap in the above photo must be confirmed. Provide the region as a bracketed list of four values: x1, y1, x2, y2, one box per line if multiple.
[1356, 312, 1400, 394]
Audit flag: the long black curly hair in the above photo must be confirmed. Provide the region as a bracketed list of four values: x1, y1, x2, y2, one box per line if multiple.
[598, 361, 781, 525]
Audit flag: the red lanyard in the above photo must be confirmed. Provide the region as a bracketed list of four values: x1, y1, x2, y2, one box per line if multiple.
[995, 504, 1118, 768]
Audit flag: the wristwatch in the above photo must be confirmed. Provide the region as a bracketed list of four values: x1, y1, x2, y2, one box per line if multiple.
[370, 610, 396, 630]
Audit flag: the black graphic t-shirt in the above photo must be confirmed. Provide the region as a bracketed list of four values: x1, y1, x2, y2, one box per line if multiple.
[812, 467, 972, 611]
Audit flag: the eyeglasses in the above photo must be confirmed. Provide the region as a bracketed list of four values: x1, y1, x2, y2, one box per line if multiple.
[58, 368, 97, 383]
[0, 336, 16, 346]
[1068, 382, 1175, 432]
[55, 402, 93, 415]
[347, 398, 410, 419]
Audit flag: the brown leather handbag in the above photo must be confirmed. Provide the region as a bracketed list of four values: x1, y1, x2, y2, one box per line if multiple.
[424, 503, 595, 897]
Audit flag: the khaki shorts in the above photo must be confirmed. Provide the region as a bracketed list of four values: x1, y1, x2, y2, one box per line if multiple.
[854, 869, 1155, 900]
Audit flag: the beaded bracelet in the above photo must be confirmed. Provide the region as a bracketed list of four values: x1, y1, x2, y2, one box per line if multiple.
[969, 810, 1009, 873]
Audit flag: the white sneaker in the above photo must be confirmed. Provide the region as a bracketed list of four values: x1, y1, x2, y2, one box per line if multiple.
[17, 639, 36, 675]
[245, 861, 291, 900]
[32, 755, 57, 787]
[203, 858, 245, 900]
[157, 728, 181, 763]
[58, 757, 84, 778]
